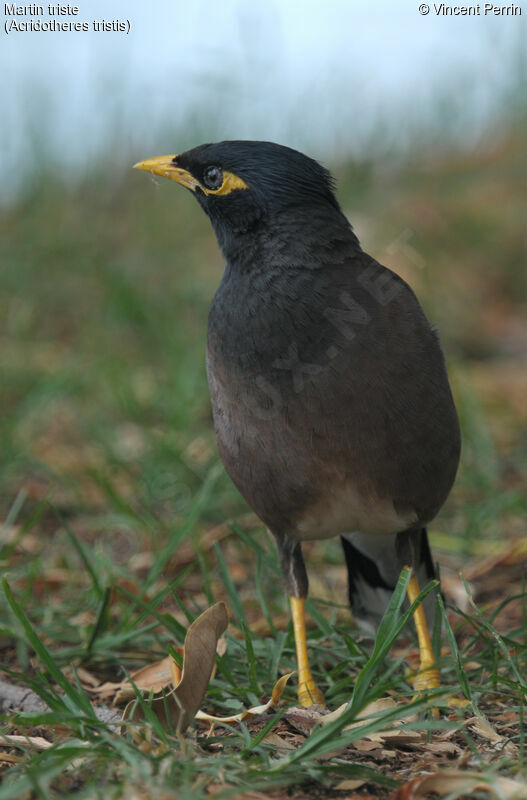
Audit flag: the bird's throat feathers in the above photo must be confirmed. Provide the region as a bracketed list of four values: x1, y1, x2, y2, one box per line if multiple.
[209, 200, 360, 273]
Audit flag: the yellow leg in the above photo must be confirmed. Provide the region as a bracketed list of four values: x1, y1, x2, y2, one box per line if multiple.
[407, 574, 440, 692]
[289, 596, 325, 706]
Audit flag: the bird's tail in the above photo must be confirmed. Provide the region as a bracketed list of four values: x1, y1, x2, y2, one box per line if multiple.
[341, 527, 437, 636]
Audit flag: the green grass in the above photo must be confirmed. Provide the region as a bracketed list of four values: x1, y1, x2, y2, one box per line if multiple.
[1, 129, 526, 797]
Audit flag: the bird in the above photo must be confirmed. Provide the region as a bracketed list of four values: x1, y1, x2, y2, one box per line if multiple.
[134, 141, 461, 707]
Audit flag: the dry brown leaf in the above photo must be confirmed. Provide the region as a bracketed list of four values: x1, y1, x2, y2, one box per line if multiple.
[436, 728, 458, 741]
[282, 713, 315, 735]
[261, 732, 296, 751]
[117, 656, 182, 705]
[321, 696, 421, 745]
[86, 679, 123, 702]
[422, 740, 462, 756]
[195, 671, 294, 724]
[0, 734, 53, 751]
[321, 697, 399, 728]
[122, 602, 228, 735]
[0, 752, 20, 764]
[318, 700, 350, 726]
[84, 655, 181, 705]
[372, 730, 424, 746]
[283, 703, 327, 735]
[391, 770, 527, 799]
[333, 778, 367, 791]
[86, 652, 193, 706]
[465, 715, 503, 743]
[75, 666, 101, 688]
[353, 739, 382, 753]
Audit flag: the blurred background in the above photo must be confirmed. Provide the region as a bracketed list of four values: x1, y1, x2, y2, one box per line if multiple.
[1, 0, 526, 625]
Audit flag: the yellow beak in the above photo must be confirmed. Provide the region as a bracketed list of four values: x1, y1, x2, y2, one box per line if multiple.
[133, 155, 199, 191]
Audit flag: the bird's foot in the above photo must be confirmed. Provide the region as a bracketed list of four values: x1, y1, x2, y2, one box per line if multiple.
[297, 677, 325, 707]
[411, 665, 440, 693]
[410, 665, 468, 715]
[410, 664, 441, 718]
[443, 696, 470, 709]
[289, 595, 326, 706]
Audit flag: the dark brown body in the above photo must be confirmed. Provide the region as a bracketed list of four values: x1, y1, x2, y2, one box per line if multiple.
[206, 207, 460, 557]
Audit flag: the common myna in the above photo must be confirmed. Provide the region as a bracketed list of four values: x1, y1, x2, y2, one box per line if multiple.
[134, 141, 461, 707]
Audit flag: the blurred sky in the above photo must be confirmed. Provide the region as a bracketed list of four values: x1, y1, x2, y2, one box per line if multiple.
[1, 0, 525, 203]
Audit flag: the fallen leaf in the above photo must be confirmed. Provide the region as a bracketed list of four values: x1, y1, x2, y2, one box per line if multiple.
[117, 656, 182, 705]
[352, 739, 382, 752]
[321, 696, 422, 746]
[321, 697, 399, 729]
[333, 778, 367, 791]
[0, 734, 53, 751]
[283, 703, 327, 735]
[0, 752, 20, 764]
[422, 740, 462, 756]
[195, 672, 294, 724]
[75, 666, 100, 688]
[122, 602, 228, 735]
[465, 715, 503, 744]
[391, 769, 527, 799]
[261, 732, 296, 751]
[85, 655, 181, 704]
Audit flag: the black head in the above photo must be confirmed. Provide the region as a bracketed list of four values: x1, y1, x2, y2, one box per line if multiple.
[134, 140, 342, 240]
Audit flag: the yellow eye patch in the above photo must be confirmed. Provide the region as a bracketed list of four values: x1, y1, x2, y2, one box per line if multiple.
[133, 156, 249, 196]
[204, 170, 249, 196]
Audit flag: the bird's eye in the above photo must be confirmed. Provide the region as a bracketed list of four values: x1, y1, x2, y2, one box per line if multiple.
[203, 166, 223, 190]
